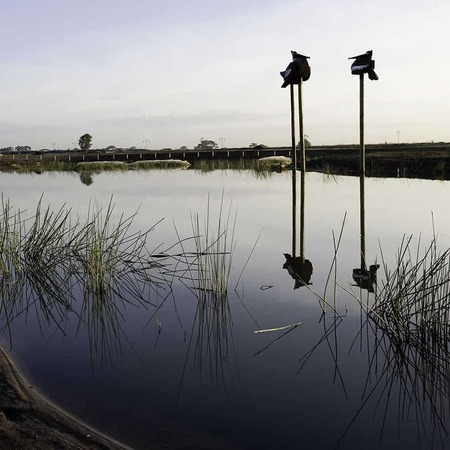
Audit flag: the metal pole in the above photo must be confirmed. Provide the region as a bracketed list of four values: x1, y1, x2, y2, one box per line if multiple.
[300, 168, 305, 263]
[298, 80, 306, 174]
[298, 80, 306, 262]
[359, 74, 365, 176]
[290, 84, 297, 257]
[359, 74, 366, 270]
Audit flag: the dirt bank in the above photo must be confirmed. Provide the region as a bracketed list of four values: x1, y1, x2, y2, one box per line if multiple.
[0, 347, 241, 449]
[0, 346, 129, 449]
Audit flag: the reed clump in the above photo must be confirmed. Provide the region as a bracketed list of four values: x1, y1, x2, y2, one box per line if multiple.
[129, 160, 190, 170]
[190, 158, 275, 179]
[0, 161, 78, 173]
[348, 235, 450, 444]
[0, 197, 161, 362]
[75, 161, 128, 172]
[371, 236, 450, 343]
[172, 194, 237, 388]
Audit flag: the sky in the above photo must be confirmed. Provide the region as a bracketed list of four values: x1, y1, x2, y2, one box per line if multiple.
[1, 0, 450, 150]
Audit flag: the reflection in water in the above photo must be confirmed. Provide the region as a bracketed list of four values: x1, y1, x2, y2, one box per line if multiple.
[182, 288, 235, 390]
[278, 165, 450, 444]
[352, 169, 379, 292]
[4, 170, 450, 449]
[79, 171, 94, 186]
[0, 199, 159, 365]
[191, 158, 277, 180]
[297, 313, 347, 398]
[340, 305, 450, 446]
[174, 200, 238, 391]
[352, 264, 379, 292]
[341, 234, 450, 446]
[283, 253, 313, 288]
[284, 160, 314, 288]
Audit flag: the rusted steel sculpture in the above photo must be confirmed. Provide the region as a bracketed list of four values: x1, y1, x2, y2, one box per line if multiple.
[280, 51, 311, 87]
[349, 50, 379, 81]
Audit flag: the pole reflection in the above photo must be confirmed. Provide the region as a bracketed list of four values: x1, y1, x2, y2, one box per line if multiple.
[351, 170, 379, 292]
[283, 158, 313, 289]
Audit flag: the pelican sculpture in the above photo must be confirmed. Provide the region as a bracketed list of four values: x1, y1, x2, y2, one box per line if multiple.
[281, 51, 311, 87]
[349, 50, 379, 80]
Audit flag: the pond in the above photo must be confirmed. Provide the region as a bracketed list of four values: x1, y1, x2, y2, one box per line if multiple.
[1, 167, 450, 449]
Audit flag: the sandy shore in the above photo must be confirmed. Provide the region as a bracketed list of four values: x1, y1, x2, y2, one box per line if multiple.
[0, 346, 130, 449]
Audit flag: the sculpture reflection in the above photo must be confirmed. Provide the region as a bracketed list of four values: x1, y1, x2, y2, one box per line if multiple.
[283, 163, 313, 289]
[352, 264, 379, 292]
[283, 253, 313, 288]
[352, 170, 379, 292]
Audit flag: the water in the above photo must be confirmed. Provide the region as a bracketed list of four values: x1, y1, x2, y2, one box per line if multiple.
[1, 168, 450, 449]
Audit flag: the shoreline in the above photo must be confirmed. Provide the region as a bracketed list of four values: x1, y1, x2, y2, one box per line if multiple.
[0, 346, 130, 449]
[0, 346, 242, 450]
[2, 145, 450, 180]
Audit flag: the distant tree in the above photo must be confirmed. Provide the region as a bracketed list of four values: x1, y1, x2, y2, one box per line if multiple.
[195, 138, 218, 150]
[106, 145, 116, 151]
[250, 143, 268, 149]
[180, 146, 188, 150]
[249, 143, 259, 148]
[0, 147, 15, 153]
[78, 134, 93, 152]
[79, 172, 94, 186]
[15, 145, 31, 152]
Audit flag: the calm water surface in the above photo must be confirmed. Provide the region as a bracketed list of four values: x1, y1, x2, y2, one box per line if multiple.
[1, 169, 450, 449]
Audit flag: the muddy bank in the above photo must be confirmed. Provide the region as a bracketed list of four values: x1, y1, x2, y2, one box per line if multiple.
[0, 347, 129, 449]
[0, 347, 241, 449]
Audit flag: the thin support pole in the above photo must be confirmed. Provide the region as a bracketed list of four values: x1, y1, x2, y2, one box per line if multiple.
[359, 74, 366, 270]
[298, 80, 305, 262]
[298, 80, 306, 174]
[359, 74, 365, 176]
[290, 84, 297, 257]
[300, 168, 305, 263]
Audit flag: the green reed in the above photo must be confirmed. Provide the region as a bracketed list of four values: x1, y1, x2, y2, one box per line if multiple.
[173, 193, 238, 388]
[368, 235, 450, 343]
[0, 196, 160, 363]
[340, 234, 450, 446]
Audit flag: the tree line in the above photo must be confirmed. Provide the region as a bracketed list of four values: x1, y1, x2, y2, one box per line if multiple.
[1, 135, 312, 154]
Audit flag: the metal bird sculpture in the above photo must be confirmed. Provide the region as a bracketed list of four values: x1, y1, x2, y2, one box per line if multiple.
[349, 50, 379, 81]
[280, 51, 311, 88]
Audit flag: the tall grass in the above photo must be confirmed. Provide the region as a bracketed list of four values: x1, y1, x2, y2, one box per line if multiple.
[191, 158, 276, 179]
[343, 234, 450, 446]
[366, 235, 450, 346]
[174, 193, 238, 389]
[0, 197, 161, 363]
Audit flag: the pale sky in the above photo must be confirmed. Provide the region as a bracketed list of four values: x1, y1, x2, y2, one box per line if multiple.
[1, 0, 449, 150]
